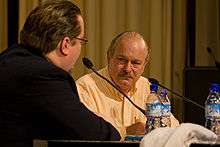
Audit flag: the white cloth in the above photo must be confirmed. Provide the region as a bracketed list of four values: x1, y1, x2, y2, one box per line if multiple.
[140, 123, 218, 147]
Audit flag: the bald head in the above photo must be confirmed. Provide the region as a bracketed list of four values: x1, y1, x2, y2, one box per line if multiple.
[107, 31, 150, 64]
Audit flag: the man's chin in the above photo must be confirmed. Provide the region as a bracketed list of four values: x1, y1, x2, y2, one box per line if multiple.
[120, 79, 131, 84]
[118, 81, 133, 91]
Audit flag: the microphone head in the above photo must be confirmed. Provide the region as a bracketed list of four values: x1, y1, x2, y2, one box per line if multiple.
[207, 47, 212, 54]
[206, 47, 220, 70]
[82, 57, 94, 69]
[148, 78, 159, 85]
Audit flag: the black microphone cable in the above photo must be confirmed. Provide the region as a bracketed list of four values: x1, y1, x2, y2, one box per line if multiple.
[148, 78, 205, 110]
[82, 57, 205, 114]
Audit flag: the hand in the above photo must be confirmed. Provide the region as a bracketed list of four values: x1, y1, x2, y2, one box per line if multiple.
[126, 122, 145, 135]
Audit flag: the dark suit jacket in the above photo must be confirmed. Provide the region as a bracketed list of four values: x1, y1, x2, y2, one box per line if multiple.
[0, 45, 120, 147]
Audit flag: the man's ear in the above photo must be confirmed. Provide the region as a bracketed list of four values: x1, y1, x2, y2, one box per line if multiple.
[59, 37, 72, 56]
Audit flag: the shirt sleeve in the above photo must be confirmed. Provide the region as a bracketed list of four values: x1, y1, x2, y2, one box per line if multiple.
[76, 79, 99, 113]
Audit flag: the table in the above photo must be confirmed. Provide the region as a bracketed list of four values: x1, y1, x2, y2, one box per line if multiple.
[33, 140, 140, 147]
[33, 139, 220, 147]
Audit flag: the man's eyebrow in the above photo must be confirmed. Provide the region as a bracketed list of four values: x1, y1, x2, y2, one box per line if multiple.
[115, 55, 142, 62]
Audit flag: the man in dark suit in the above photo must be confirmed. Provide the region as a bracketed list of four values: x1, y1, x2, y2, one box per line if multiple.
[0, 0, 120, 146]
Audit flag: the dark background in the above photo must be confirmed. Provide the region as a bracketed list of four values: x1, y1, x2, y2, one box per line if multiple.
[183, 67, 220, 126]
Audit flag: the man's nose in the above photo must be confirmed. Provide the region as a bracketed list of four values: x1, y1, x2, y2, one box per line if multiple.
[124, 62, 132, 72]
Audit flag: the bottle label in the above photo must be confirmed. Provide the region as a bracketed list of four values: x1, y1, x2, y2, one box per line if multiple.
[146, 103, 162, 117]
[146, 103, 171, 117]
[161, 103, 171, 116]
[206, 104, 220, 118]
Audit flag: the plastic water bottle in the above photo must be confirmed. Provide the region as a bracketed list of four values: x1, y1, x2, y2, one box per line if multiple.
[145, 83, 162, 134]
[159, 88, 171, 127]
[205, 83, 220, 136]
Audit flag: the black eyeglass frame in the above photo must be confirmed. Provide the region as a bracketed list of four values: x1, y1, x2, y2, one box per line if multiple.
[74, 37, 88, 44]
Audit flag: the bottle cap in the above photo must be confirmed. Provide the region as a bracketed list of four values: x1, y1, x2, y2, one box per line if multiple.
[160, 88, 167, 97]
[210, 83, 220, 92]
[150, 83, 158, 92]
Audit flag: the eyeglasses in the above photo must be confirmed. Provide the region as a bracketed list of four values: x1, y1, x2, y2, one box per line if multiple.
[74, 37, 88, 45]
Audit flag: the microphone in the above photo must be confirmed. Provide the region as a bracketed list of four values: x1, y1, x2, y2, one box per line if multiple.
[82, 57, 94, 69]
[82, 57, 146, 115]
[148, 78, 205, 110]
[207, 47, 220, 70]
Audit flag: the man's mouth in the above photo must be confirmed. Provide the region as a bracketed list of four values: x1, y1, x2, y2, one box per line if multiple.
[119, 75, 133, 80]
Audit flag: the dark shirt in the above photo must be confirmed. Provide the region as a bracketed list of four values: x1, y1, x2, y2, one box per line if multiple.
[0, 45, 120, 147]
